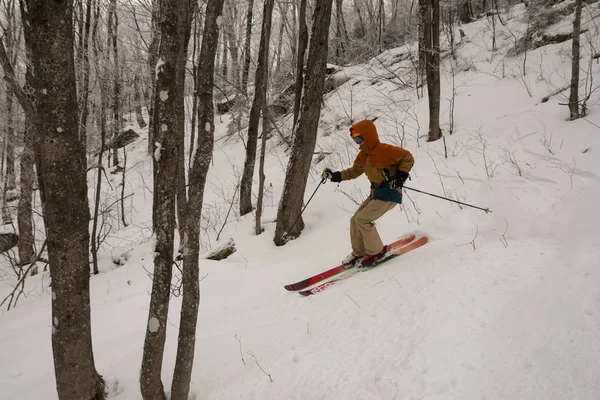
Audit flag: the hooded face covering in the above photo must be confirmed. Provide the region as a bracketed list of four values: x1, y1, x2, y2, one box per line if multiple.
[350, 120, 380, 151]
[350, 119, 407, 168]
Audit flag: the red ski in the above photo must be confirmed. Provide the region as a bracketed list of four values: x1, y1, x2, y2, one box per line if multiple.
[284, 234, 416, 292]
[298, 235, 428, 297]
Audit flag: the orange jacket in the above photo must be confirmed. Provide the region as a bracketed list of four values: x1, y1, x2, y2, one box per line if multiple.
[340, 120, 414, 189]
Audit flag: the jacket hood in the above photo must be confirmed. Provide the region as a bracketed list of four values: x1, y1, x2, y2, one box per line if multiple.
[351, 120, 379, 151]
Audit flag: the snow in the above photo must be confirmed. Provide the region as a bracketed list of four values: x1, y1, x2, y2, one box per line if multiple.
[153, 141, 162, 162]
[148, 317, 159, 333]
[155, 58, 165, 79]
[1, 4, 600, 400]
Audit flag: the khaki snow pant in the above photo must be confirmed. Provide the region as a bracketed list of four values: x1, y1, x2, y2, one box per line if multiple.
[350, 197, 397, 256]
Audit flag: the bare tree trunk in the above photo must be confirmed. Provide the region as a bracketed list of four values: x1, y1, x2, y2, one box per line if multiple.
[418, 0, 427, 85]
[255, 103, 269, 235]
[292, 0, 308, 131]
[378, 0, 384, 53]
[140, 0, 195, 398]
[241, 0, 255, 95]
[24, 0, 106, 398]
[18, 115, 35, 266]
[189, 11, 200, 162]
[274, 0, 334, 245]
[425, 0, 442, 142]
[569, 0, 583, 120]
[224, 1, 240, 88]
[5, 88, 16, 191]
[17, 137, 35, 264]
[239, 0, 275, 217]
[459, 0, 472, 23]
[334, 0, 346, 62]
[274, 2, 286, 76]
[221, 30, 229, 79]
[109, 0, 121, 167]
[170, 1, 224, 398]
[353, 0, 366, 37]
[133, 75, 147, 128]
[391, 0, 400, 23]
[90, 0, 103, 276]
[78, 0, 93, 150]
[148, 0, 161, 155]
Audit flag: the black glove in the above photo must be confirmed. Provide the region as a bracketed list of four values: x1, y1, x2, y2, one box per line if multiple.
[322, 168, 342, 183]
[389, 170, 409, 189]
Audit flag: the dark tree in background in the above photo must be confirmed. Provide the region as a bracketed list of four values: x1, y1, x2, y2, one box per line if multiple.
[239, 0, 275, 217]
[274, 0, 334, 245]
[424, 0, 442, 142]
[569, 0, 583, 120]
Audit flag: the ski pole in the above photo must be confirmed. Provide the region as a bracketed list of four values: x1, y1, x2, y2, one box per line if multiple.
[403, 186, 492, 213]
[380, 169, 491, 213]
[281, 178, 327, 242]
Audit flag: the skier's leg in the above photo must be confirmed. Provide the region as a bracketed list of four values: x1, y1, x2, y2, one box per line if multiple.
[353, 199, 397, 255]
[350, 197, 372, 256]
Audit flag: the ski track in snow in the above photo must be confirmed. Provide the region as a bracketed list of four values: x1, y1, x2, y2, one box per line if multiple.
[1, 3, 600, 400]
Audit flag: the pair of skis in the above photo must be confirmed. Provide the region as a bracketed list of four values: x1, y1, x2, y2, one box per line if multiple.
[285, 233, 428, 296]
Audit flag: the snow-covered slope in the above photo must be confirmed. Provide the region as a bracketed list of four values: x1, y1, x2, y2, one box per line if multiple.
[2, 3, 600, 399]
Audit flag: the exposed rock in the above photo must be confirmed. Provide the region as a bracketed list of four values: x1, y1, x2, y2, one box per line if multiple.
[107, 128, 140, 150]
[205, 239, 236, 261]
[0, 233, 18, 253]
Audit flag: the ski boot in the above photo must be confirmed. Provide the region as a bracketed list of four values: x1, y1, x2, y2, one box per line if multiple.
[358, 245, 387, 268]
[342, 253, 362, 269]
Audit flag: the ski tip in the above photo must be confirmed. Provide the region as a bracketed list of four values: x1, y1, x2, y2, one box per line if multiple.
[298, 290, 311, 296]
[285, 284, 300, 291]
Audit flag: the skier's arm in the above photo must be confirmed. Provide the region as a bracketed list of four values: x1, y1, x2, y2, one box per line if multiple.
[395, 150, 414, 174]
[340, 162, 365, 181]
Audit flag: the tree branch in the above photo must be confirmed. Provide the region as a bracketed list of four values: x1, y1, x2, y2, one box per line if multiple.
[0, 37, 34, 117]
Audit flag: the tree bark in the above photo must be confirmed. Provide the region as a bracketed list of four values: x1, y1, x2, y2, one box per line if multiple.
[255, 103, 269, 235]
[353, 0, 366, 37]
[418, 0, 427, 84]
[241, 0, 255, 95]
[5, 87, 16, 191]
[140, 0, 195, 397]
[274, 0, 334, 245]
[133, 74, 148, 128]
[292, 0, 308, 131]
[459, 0, 472, 23]
[334, 0, 346, 62]
[91, 6, 107, 276]
[425, 0, 442, 142]
[18, 112, 35, 266]
[378, 0, 384, 53]
[24, 0, 106, 398]
[569, 0, 583, 120]
[239, 0, 275, 217]
[224, 1, 240, 88]
[78, 0, 93, 150]
[148, 0, 162, 155]
[274, 2, 286, 76]
[109, 0, 121, 167]
[170, 2, 224, 399]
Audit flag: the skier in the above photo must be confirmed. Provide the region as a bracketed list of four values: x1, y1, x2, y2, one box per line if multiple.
[322, 119, 414, 268]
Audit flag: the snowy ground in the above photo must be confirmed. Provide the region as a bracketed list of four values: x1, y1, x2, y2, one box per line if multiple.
[2, 4, 600, 400]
